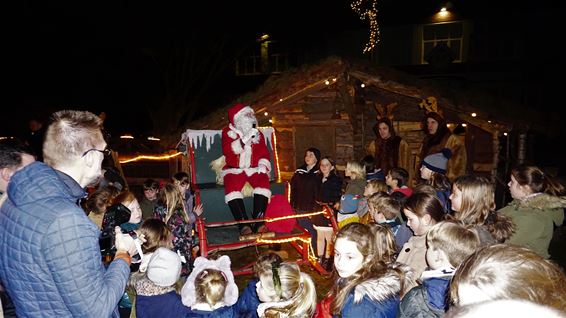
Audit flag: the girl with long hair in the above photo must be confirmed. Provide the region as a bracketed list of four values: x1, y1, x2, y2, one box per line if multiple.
[154, 183, 199, 276]
[255, 262, 317, 318]
[497, 165, 566, 258]
[450, 175, 515, 246]
[329, 223, 410, 317]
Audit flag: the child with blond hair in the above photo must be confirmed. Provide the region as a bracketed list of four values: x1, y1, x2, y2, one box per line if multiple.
[367, 192, 413, 252]
[399, 221, 480, 317]
[344, 161, 366, 196]
[181, 255, 239, 317]
[234, 252, 283, 318]
[358, 179, 388, 223]
[255, 262, 317, 318]
[450, 175, 515, 246]
[450, 244, 566, 312]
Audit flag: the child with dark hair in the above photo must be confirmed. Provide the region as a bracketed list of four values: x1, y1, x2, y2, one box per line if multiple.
[84, 185, 120, 229]
[313, 156, 343, 271]
[397, 192, 447, 288]
[386, 167, 412, 197]
[136, 219, 173, 272]
[362, 155, 385, 182]
[290, 147, 322, 254]
[172, 172, 195, 215]
[140, 178, 160, 220]
[100, 191, 143, 260]
[497, 165, 565, 258]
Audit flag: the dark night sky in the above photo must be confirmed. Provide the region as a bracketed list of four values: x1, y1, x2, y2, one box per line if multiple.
[4, 0, 562, 139]
[4, 1, 365, 138]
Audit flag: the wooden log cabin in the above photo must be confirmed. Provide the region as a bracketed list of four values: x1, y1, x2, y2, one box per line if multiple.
[185, 56, 510, 183]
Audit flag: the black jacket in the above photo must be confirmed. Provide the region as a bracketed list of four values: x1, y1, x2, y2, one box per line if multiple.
[290, 165, 321, 212]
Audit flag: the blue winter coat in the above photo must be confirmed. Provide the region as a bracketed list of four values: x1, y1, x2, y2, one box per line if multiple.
[339, 294, 399, 318]
[334, 265, 407, 318]
[233, 279, 260, 318]
[136, 291, 190, 318]
[398, 277, 450, 318]
[185, 305, 235, 317]
[0, 162, 130, 318]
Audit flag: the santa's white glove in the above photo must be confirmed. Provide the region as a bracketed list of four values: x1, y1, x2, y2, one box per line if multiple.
[258, 165, 268, 174]
[114, 227, 137, 256]
[241, 128, 259, 145]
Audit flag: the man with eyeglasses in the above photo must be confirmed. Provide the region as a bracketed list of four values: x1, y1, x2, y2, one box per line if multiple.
[0, 110, 138, 318]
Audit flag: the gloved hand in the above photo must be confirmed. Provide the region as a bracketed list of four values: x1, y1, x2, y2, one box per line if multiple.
[241, 128, 259, 144]
[114, 226, 137, 256]
[258, 165, 268, 174]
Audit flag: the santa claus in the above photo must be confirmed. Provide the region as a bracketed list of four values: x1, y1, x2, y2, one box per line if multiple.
[222, 103, 271, 235]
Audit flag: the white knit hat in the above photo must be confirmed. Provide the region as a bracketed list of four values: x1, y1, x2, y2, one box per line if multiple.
[146, 247, 182, 287]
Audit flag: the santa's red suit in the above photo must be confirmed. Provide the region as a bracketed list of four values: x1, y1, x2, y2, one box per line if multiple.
[221, 104, 271, 203]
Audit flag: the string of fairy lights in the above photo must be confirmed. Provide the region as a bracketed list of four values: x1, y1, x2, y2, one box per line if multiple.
[255, 210, 328, 263]
[351, 0, 380, 53]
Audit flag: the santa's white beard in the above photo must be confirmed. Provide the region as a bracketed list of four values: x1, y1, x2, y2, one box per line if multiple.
[234, 116, 257, 135]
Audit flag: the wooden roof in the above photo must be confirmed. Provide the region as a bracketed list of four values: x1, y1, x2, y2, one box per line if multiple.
[188, 56, 511, 133]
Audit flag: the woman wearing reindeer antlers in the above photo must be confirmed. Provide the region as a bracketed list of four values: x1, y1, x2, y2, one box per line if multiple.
[368, 102, 411, 179]
[418, 97, 467, 182]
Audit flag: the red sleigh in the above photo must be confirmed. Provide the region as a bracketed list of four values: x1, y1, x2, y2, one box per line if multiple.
[179, 128, 336, 275]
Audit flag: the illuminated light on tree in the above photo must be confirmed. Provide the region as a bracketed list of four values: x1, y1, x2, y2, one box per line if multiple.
[351, 0, 380, 53]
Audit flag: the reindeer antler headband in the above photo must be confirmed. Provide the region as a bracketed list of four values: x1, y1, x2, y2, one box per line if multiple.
[419, 96, 444, 118]
[374, 102, 398, 121]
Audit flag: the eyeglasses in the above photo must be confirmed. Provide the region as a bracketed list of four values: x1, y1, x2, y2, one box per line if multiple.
[81, 148, 112, 158]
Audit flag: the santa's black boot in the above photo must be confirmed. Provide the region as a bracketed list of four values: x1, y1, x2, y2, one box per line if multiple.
[228, 199, 252, 235]
[252, 194, 269, 233]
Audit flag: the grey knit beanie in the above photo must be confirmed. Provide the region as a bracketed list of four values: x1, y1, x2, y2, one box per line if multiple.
[422, 148, 452, 174]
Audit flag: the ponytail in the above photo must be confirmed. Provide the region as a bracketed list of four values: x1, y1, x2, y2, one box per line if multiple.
[512, 165, 566, 197]
[542, 174, 566, 196]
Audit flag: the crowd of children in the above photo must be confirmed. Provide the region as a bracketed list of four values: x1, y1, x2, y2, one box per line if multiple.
[4, 109, 566, 318]
[73, 144, 566, 318]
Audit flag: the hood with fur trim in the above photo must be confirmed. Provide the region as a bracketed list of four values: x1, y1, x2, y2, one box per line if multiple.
[353, 262, 413, 304]
[181, 255, 239, 308]
[509, 193, 566, 210]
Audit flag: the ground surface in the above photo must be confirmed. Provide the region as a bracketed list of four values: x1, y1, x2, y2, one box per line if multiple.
[204, 226, 335, 301]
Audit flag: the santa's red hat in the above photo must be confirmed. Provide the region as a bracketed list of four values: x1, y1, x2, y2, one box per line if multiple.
[228, 103, 253, 124]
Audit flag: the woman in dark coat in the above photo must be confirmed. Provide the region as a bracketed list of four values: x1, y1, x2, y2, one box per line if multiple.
[313, 156, 342, 270]
[290, 147, 321, 255]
